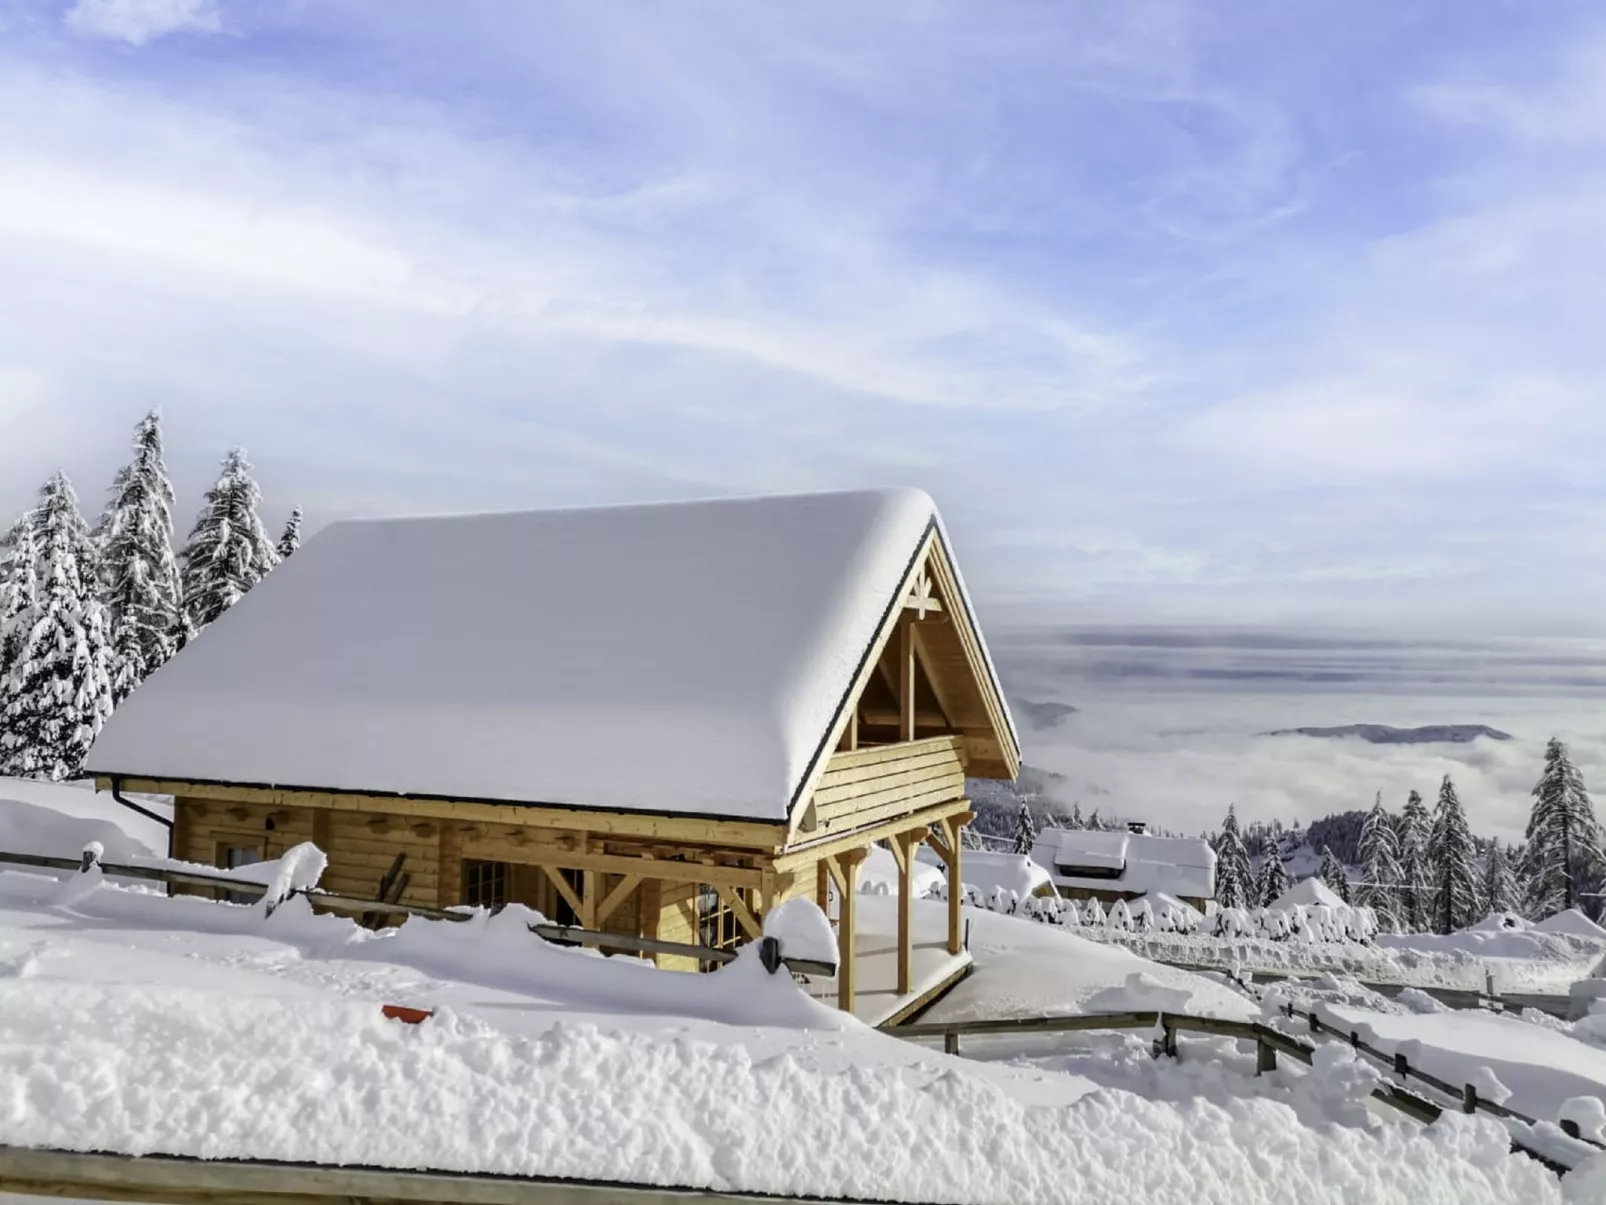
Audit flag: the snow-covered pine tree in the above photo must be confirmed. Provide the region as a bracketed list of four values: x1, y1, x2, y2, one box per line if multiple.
[97, 410, 183, 700]
[1427, 775, 1479, 933]
[0, 474, 114, 780]
[1213, 804, 1255, 909]
[1012, 801, 1039, 855]
[179, 448, 280, 633]
[1524, 737, 1602, 919]
[1, 512, 40, 687]
[1067, 801, 1085, 829]
[1255, 833, 1292, 905]
[1357, 793, 1402, 930]
[1483, 838, 1519, 917]
[1318, 845, 1352, 904]
[276, 506, 303, 560]
[1398, 789, 1431, 932]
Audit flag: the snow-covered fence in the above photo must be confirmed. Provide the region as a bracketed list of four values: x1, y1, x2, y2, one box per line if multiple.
[0, 844, 840, 978]
[937, 879, 1379, 945]
[891, 1006, 1593, 1175]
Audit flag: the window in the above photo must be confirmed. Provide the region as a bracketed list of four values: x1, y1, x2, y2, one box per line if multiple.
[1056, 862, 1125, 881]
[216, 842, 264, 904]
[462, 860, 509, 909]
[697, 884, 748, 969]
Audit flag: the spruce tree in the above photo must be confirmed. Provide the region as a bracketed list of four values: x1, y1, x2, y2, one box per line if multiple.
[1357, 793, 1403, 930]
[1214, 804, 1255, 909]
[1012, 801, 1039, 855]
[97, 410, 182, 699]
[1255, 833, 1292, 905]
[1398, 789, 1432, 932]
[1428, 775, 1479, 933]
[179, 448, 280, 633]
[1318, 845, 1352, 904]
[1068, 801, 1085, 829]
[1524, 737, 1602, 918]
[0, 513, 40, 687]
[276, 506, 303, 560]
[0, 474, 114, 780]
[1483, 838, 1519, 917]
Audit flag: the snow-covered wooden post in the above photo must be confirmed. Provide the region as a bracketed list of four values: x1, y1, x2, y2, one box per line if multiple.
[894, 830, 918, 995]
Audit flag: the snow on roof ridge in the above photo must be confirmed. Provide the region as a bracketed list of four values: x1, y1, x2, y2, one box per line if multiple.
[321, 485, 937, 529]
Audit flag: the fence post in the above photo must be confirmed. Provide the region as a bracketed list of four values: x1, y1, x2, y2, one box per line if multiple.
[1561, 1118, 1581, 1140]
[1462, 1083, 1477, 1115]
[1394, 1052, 1409, 1078]
[944, 1031, 959, 1056]
[1256, 1037, 1277, 1076]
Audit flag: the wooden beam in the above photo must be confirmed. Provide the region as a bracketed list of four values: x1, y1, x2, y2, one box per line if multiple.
[596, 874, 641, 926]
[580, 870, 598, 929]
[716, 884, 762, 941]
[940, 816, 963, 955]
[837, 848, 866, 1013]
[105, 778, 791, 852]
[925, 821, 953, 867]
[899, 616, 916, 743]
[896, 831, 916, 995]
[822, 852, 847, 895]
[909, 621, 956, 731]
[816, 857, 831, 913]
[774, 798, 973, 872]
[540, 865, 584, 920]
[461, 841, 765, 891]
[847, 707, 859, 752]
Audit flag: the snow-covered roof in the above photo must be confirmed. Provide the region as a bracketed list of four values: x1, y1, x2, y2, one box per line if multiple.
[86, 488, 1016, 823]
[1029, 829, 1215, 899]
[1265, 876, 1347, 912]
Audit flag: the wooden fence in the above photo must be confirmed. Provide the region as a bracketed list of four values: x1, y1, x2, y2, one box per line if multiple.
[890, 1007, 1600, 1174]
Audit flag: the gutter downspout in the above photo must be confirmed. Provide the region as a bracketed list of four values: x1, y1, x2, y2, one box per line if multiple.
[110, 775, 174, 859]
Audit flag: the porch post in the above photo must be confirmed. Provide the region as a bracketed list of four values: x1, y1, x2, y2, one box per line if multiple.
[946, 819, 963, 956]
[837, 848, 866, 1013]
[896, 831, 914, 995]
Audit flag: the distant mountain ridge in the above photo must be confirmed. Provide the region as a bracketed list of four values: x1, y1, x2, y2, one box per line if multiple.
[1013, 699, 1079, 730]
[1267, 723, 1512, 744]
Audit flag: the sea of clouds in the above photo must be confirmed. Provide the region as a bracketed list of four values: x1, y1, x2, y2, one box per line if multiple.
[992, 627, 1606, 842]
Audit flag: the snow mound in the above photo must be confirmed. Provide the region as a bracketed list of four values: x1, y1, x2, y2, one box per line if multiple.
[1536, 910, 1606, 941]
[1471, 912, 1530, 933]
[860, 843, 943, 897]
[763, 898, 837, 968]
[1082, 971, 1196, 1015]
[0, 785, 164, 863]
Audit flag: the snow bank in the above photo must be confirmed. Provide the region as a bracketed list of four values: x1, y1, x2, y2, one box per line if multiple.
[860, 843, 944, 897]
[919, 846, 1052, 901]
[1536, 910, 1606, 941]
[1082, 971, 1196, 1015]
[1267, 876, 1347, 912]
[919, 904, 1255, 1024]
[0, 781, 166, 862]
[1316, 1003, 1606, 1122]
[0, 977, 1564, 1205]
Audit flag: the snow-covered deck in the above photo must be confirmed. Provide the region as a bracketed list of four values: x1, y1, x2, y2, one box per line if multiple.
[803, 895, 971, 1026]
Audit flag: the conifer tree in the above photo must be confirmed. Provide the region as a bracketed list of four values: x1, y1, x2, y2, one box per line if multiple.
[1318, 845, 1352, 904]
[1214, 804, 1255, 909]
[1068, 800, 1085, 829]
[1012, 801, 1039, 855]
[97, 411, 182, 699]
[1428, 775, 1479, 933]
[1524, 737, 1602, 918]
[0, 474, 114, 779]
[276, 506, 303, 560]
[1483, 838, 1519, 917]
[1357, 793, 1403, 930]
[1255, 833, 1292, 905]
[1398, 789, 1431, 932]
[0, 512, 40, 687]
[179, 448, 279, 633]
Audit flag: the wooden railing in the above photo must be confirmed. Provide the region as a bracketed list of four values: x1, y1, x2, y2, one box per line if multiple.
[889, 1008, 1601, 1174]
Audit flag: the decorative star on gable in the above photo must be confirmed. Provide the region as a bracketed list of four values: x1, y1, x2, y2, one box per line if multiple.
[903, 570, 942, 619]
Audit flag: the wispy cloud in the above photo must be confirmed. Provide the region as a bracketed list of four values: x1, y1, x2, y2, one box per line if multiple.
[64, 0, 219, 45]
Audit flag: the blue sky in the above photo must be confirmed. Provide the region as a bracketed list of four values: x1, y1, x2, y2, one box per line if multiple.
[3, 1, 1605, 632]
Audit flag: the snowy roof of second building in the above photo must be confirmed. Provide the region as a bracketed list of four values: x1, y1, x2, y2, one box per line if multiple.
[1030, 829, 1216, 899]
[86, 488, 1016, 822]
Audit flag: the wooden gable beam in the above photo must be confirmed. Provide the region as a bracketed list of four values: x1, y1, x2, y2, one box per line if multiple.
[715, 884, 763, 941]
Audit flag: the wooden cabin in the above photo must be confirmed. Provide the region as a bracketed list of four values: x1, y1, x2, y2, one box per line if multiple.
[85, 488, 1019, 1013]
[1029, 827, 1215, 912]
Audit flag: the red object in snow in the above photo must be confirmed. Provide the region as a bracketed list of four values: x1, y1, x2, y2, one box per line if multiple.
[381, 1004, 434, 1025]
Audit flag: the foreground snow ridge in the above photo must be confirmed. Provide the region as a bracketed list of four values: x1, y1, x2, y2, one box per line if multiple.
[0, 977, 1572, 1205]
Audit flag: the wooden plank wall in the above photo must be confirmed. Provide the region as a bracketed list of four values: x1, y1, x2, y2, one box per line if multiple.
[809, 736, 965, 832]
